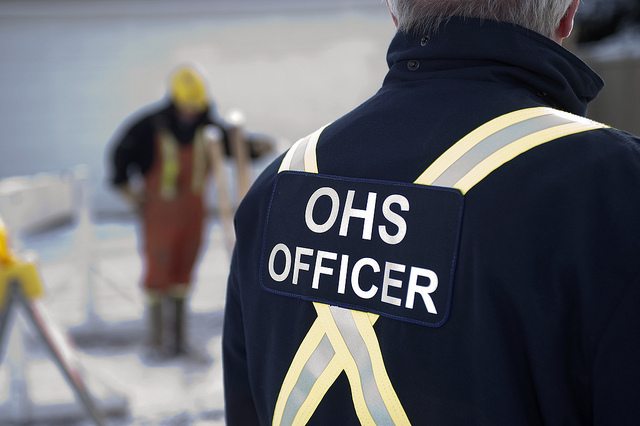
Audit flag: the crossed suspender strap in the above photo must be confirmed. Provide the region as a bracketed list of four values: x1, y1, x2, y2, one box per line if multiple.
[272, 107, 607, 426]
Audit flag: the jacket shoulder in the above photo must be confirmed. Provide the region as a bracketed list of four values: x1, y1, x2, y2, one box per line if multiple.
[562, 126, 640, 181]
[235, 154, 284, 228]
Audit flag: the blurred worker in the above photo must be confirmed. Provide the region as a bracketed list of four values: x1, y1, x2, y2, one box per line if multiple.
[109, 64, 224, 358]
[223, 0, 640, 424]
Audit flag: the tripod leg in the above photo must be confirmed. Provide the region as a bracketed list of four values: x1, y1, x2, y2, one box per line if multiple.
[0, 281, 18, 361]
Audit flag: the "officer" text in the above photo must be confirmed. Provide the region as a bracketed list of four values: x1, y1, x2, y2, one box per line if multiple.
[267, 244, 439, 314]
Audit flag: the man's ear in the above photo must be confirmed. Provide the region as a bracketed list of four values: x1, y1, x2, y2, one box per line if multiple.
[386, 0, 399, 28]
[554, 0, 580, 43]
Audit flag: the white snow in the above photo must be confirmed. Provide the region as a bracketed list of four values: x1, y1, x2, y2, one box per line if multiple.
[1, 219, 229, 425]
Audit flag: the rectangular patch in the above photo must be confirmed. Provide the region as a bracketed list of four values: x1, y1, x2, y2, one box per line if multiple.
[260, 172, 464, 327]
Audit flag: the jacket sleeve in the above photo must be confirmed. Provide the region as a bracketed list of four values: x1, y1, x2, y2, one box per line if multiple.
[111, 131, 136, 187]
[592, 274, 640, 425]
[223, 246, 260, 425]
[591, 132, 640, 424]
[109, 115, 154, 187]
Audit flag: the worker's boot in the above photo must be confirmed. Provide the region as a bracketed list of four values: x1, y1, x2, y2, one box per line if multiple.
[142, 293, 166, 362]
[148, 296, 163, 349]
[171, 295, 187, 357]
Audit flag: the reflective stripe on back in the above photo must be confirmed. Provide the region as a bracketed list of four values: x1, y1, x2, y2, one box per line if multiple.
[431, 112, 569, 186]
[416, 107, 607, 191]
[272, 125, 408, 426]
[330, 306, 394, 425]
[281, 335, 335, 426]
[271, 107, 607, 425]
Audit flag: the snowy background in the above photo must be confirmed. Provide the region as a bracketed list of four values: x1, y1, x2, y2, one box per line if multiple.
[0, 0, 394, 215]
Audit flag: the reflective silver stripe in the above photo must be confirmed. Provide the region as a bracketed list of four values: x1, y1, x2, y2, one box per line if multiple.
[289, 137, 309, 172]
[330, 306, 394, 425]
[431, 113, 571, 187]
[281, 336, 335, 426]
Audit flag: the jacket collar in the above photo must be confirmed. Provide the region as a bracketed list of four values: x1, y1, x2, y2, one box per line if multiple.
[384, 17, 603, 115]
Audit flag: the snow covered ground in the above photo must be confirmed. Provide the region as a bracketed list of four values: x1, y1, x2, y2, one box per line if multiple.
[1, 218, 230, 425]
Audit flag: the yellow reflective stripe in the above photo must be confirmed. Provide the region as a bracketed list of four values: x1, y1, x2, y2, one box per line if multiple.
[279, 137, 307, 173]
[416, 107, 607, 189]
[547, 108, 607, 127]
[303, 124, 328, 174]
[304, 123, 405, 423]
[160, 132, 180, 199]
[273, 123, 409, 425]
[415, 107, 553, 186]
[272, 320, 327, 426]
[274, 127, 327, 426]
[314, 303, 377, 426]
[455, 120, 607, 194]
[352, 310, 410, 425]
[292, 355, 344, 426]
[332, 306, 395, 424]
[277, 310, 368, 426]
[278, 124, 328, 174]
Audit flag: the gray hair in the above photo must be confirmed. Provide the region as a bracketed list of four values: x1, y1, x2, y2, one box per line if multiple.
[387, 0, 574, 38]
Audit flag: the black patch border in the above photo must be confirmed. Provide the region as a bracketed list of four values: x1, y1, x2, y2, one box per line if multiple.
[259, 171, 465, 328]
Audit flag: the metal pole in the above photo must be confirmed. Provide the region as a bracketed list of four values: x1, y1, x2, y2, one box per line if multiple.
[0, 281, 17, 360]
[15, 281, 106, 426]
[0, 283, 31, 423]
[205, 125, 236, 258]
[73, 166, 101, 328]
[226, 109, 251, 203]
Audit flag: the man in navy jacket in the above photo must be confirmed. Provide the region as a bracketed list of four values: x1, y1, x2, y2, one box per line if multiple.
[223, 0, 640, 424]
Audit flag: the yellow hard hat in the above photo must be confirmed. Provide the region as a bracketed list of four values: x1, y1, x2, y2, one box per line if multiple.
[169, 65, 209, 113]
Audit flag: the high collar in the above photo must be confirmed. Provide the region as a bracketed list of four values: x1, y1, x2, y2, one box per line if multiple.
[384, 18, 603, 115]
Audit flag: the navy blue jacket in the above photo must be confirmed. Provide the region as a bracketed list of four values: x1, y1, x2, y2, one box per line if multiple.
[224, 18, 640, 425]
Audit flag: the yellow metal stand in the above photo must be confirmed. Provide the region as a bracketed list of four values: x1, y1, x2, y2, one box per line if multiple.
[0, 261, 44, 308]
[0, 218, 106, 425]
